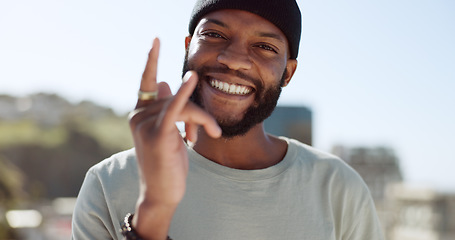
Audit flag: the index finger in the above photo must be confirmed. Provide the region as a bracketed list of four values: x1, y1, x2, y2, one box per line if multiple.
[140, 38, 160, 92]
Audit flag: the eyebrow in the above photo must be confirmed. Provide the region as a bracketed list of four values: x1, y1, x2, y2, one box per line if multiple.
[256, 32, 285, 43]
[205, 18, 228, 28]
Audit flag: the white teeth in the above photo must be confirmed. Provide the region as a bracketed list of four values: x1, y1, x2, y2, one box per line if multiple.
[210, 79, 252, 95]
[223, 82, 229, 92]
[235, 85, 241, 94]
[229, 84, 236, 93]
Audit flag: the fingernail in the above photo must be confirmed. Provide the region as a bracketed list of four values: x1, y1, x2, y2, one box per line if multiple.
[183, 71, 193, 83]
[217, 125, 222, 137]
[152, 37, 160, 47]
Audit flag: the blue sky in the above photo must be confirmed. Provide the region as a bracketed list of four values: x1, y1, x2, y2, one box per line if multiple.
[1, 0, 454, 192]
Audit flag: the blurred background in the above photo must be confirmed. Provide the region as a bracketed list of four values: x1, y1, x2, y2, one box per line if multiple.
[0, 0, 454, 239]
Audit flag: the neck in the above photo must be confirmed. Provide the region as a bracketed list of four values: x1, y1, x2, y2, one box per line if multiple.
[192, 123, 287, 170]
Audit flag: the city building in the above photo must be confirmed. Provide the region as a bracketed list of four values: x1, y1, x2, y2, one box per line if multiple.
[264, 105, 312, 146]
[331, 146, 455, 240]
[385, 184, 455, 240]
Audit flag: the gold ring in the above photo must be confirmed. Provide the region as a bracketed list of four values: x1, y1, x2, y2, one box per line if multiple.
[138, 90, 158, 101]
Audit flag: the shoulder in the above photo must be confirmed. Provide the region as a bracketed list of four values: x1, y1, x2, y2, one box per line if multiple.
[284, 137, 369, 193]
[286, 138, 340, 163]
[76, 147, 139, 203]
[72, 148, 139, 239]
[285, 138, 384, 238]
[286, 138, 359, 176]
[88, 148, 138, 181]
[80, 148, 140, 205]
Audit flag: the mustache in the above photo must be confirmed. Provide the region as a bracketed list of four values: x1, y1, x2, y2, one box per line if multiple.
[182, 51, 262, 90]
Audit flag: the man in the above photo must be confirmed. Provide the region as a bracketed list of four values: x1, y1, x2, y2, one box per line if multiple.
[72, 0, 385, 239]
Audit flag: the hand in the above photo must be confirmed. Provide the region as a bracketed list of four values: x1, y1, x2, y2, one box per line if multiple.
[128, 38, 221, 239]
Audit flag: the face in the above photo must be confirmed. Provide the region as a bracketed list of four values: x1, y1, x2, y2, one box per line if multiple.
[183, 9, 297, 138]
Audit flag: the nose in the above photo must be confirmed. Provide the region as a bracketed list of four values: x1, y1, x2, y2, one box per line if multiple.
[217, 43, 252, 70]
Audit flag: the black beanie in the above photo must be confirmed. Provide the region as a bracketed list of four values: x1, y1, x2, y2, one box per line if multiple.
[188, 0, 302, 59]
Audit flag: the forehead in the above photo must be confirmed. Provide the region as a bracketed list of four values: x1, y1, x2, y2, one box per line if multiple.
[196, 9, 287, 42]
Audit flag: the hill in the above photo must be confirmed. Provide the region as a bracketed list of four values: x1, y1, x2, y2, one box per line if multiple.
[0, 93, 133, 201]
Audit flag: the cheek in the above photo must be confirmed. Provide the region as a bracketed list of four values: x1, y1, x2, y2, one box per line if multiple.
[258, 62, 286, 85]
[188, 41, 201, 57]
[253, 53, 287, 77]
[187, 45, 202, 65]
[187, 40, 219, 64]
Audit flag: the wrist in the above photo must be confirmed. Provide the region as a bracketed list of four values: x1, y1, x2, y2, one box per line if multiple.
[131, 200, 177, 240]
[121, 213, 173, 240]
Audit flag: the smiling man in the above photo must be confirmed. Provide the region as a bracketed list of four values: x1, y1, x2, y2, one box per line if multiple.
[185, 10, 294, 139]
[72, 0, 384, 240]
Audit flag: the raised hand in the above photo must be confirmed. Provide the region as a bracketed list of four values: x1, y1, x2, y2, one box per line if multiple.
[128, 38, 221, 239]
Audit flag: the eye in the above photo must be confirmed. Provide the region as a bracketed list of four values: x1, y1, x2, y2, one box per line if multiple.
[256, 44, 278, 53]
[201, 31, 226, 39]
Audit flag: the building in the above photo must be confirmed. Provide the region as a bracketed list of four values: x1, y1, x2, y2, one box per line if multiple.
[331, 146, 455, 240]
[331, 146, 403, 202]
[385, 184, 455, 240]
[264, 105, 312, 146]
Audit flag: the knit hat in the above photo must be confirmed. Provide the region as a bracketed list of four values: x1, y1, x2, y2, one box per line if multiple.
[188, 0, 302, 59]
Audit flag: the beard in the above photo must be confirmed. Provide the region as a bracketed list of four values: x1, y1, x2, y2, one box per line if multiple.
[182, 54, 286, 139]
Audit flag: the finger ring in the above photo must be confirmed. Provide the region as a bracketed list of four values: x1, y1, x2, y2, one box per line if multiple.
[138, 90, 158, 101]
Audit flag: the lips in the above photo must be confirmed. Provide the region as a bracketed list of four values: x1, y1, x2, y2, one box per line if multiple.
[209, 78, 253, 95]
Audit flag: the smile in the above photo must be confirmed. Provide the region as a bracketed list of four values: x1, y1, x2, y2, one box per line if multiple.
[209, 79, 253, 95]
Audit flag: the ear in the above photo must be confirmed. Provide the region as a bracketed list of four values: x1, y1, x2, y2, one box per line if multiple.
[185, 36, 192, 50]
[282, 59, 297, 87]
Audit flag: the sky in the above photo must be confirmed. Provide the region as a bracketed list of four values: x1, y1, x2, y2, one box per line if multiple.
[1, 0, 454, 192]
